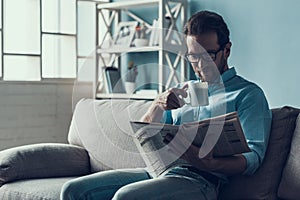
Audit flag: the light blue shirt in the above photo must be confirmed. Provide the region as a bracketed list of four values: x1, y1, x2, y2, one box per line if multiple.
[162, 67, 272, 175]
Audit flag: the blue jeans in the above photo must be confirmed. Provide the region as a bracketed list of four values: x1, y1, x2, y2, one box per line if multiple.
[60, 167, 218, 200]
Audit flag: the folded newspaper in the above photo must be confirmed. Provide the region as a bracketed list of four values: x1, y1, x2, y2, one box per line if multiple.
[130, 112, 251, 177]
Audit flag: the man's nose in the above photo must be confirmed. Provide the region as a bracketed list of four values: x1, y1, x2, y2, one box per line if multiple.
[196, 59, 205, 70]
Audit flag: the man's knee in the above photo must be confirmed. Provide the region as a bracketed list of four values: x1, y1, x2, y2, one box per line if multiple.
[60, 180, 81, 200]
[112, 184, 144, 200]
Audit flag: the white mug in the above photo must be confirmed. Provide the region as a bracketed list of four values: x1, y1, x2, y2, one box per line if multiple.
[184, 82, 209, 106]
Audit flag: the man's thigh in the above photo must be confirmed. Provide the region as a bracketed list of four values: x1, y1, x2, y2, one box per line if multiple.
[113, 174, 218, 200]
[61, 168, 150, 200]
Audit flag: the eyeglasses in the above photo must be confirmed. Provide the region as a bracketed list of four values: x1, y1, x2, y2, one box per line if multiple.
[186, 45, 225, 63]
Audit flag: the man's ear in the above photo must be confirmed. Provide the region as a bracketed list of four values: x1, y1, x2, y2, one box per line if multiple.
[224, 42, 232, 59]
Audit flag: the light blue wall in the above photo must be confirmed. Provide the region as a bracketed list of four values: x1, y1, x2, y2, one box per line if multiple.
[189, 0, 300, 108]
[114, 0, 300, 108]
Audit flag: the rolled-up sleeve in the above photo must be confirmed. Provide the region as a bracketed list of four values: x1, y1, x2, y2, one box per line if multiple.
[238, 86, 272, 175]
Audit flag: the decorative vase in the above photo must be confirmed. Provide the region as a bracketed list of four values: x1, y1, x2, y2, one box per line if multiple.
[125, 82, 136, 94]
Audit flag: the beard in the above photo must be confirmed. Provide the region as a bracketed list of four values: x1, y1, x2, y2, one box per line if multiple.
[197, 64, 223, 83]
[193, 53, 228, 83]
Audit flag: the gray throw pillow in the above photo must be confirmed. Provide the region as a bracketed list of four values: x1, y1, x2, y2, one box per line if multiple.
[277, 114, 300, 199]
[219, 106, 300, 200]
[0, 143, 90, 185]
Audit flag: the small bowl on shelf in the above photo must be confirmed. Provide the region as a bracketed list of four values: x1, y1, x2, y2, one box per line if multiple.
[134, 38, 149, 47]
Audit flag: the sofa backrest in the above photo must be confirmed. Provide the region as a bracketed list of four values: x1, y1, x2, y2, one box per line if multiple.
[68, 98, 153, 172]
[277, 114, 300, 199]
[219, 106, 300, 200]
[68, 99, 300, 199]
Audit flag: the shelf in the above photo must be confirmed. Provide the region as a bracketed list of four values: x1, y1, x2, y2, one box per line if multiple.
[92, 0, 187, 99]
[97, 0, 160, 10]
[96, 93, 156, 100]
[97, 46, 161, 54]
[78, 0, 108, 2]
[97, 43, 186, 54]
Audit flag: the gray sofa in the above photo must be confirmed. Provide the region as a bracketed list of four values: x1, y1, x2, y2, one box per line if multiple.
[0, 98, 299, 200]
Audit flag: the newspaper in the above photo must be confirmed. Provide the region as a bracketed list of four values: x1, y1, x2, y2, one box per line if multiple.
[130, 112, 251, 177]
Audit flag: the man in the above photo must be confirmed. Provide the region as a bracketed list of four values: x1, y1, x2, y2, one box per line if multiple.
[61, 10, 272, 200]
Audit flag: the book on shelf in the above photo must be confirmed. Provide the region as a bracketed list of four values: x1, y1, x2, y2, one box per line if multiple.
[130, 112, 251, 177]
[104, 67, 126, 94]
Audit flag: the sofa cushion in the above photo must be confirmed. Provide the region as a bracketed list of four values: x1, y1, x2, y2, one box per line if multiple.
[0, 143, 90, 185]
[219, 106, 300, 200]
[277, 114, 300, 199]
[0, 177, 76, 200]
[68, 99, 152, 172]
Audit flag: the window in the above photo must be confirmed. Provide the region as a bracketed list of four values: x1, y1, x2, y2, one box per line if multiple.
[0, 0, 77, 81]
[77, 0, 97, 82]
[0, 0, 109, 81]
[77, 0, 109, 82]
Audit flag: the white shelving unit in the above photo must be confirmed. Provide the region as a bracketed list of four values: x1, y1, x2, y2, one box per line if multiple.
[94, 0, 187, 99]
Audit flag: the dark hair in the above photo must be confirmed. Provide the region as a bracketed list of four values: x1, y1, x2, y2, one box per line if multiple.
[184, 10, 230, 47]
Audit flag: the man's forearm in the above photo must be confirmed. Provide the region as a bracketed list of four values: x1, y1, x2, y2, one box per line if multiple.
[141, 103, 164, 123]
[198, 154, 247, 175]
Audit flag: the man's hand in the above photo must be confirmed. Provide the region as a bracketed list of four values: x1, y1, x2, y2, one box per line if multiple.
[141, 85, 188, 123]
[154, 85, 188, 110]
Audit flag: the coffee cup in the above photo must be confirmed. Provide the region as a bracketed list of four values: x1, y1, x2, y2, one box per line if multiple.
[183, 82, 209, 106]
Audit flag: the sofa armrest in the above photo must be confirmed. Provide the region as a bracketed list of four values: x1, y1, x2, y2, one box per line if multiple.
[0, 143, 90, 185]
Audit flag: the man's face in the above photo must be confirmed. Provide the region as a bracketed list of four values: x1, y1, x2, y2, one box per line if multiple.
[186, 33, 228, 83]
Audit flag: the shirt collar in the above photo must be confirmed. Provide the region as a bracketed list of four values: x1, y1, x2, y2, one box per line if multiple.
[196, 67, 237, 83]
[221, 67, 236, 83]
[207, 67, 236, 94]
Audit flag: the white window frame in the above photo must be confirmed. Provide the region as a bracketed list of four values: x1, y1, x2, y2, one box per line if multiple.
[0, 0, 78, 82]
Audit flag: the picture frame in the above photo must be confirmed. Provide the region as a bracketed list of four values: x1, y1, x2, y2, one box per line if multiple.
[113, 21, 138, 47]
